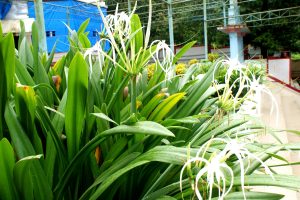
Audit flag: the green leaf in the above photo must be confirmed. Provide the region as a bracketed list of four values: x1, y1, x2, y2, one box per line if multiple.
[212, 192, 284, 200]
[15, 85, 37, 140]
[65, 52, 88, 159]
[79, 33, 91, 49]
[32, 22, 54, 106]
[45, 42, 56, 73]
[82, 152, 141, 199]
[15, 85, 43, 154]
[285, 130, 300, 136]
[18, 20, 26, 49]
[156, 196, 176, 200]
[0, 139, 17, 200]
[172, 41, 196, 65]
[149, 93, 186, 122]
[15, 59, 35, 86]
[35, 97, 67, 169]
[0, 33, 15, 138]
[18, 37, 34, 69]
[0, 23, 2, 37]
[130, 14, 144, 53]
[14, 155, 53, 200]
[31, 22, 39, 75]
[234, 174, 300, 190]
[107, 75, 130, 113]
[78, 18, 90, 35]
[4, 103, 35, 158]
[162, 115, 209, 126]
[267, 153, 289, 164]
[99, 121, 175, 138]
[92, 112, 118, 125]
[101, 137, 128, 165]
[141, 93, 166, 118]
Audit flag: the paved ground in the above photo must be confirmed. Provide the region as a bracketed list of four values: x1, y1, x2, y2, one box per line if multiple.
[254, 80, 300, 199]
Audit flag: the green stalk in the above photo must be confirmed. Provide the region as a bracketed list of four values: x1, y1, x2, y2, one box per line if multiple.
[34, 0, 48, 54]
[130, 76, 137, 114]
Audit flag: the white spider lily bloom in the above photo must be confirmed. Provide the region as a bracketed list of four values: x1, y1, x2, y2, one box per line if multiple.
[180, 151, 234, 200]
[105, 5, 131, 39]
[223, 139, 274, 199]
[150, 40, 174, 77]
[248, 76, 279, 124]
[213, 59, 266, 115]
[222, 59, 250, 83]
[84, 38, 116, 78]
[181, 138, 274, 200]
[195, 155, 234, 200]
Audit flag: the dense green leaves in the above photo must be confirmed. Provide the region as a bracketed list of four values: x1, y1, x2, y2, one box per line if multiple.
[14, 155, 53, 200]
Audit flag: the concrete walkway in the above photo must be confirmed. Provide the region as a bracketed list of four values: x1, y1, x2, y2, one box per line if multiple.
[255, 80, 300, 199]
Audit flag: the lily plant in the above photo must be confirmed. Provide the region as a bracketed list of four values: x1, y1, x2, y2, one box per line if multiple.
[86, 0, 175, 114]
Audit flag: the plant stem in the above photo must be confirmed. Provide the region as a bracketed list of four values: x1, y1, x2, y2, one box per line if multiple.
[130, 76, 137, 114]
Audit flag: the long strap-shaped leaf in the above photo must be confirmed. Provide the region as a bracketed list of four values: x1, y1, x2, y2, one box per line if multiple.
[172, 41, 197, 65]
[211, 192, 284, 200]
[31, 22, 53, 106]
[0, 139, 18, 200]
[65, 52, 88, 160]
[0, 33, 15, 138]
[148, 93, 186, 122]
[233, 174, 300, 189]
[5, 103, 36, 158]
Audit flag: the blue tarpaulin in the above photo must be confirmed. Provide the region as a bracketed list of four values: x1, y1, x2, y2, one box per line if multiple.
[0, 0, 11, 20]
[28, 0, 107, 52]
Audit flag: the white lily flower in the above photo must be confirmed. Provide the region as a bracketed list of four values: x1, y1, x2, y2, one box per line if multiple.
[181, 138, 274, 200]
[84, 38, 116, 78]
[105, 5, 131, 39]
[248, 76, 279, 123]
[150, 40, 175, 80]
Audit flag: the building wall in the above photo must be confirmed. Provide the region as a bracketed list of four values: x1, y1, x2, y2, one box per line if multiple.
[28, 0, 107, 52]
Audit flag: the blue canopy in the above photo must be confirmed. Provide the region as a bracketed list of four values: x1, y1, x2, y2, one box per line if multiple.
[0, 0, 11, 20]
[28, 0, 107, 52]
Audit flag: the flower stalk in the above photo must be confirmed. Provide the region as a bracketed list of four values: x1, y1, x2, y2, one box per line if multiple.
[130, 76, 137, 114]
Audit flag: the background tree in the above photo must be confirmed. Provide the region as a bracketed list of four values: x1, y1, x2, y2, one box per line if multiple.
[105, 0, 300, 54]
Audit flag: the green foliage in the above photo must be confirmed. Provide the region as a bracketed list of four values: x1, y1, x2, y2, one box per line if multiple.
[292, 52, 300, 61]
[243, 1, 300, 54]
